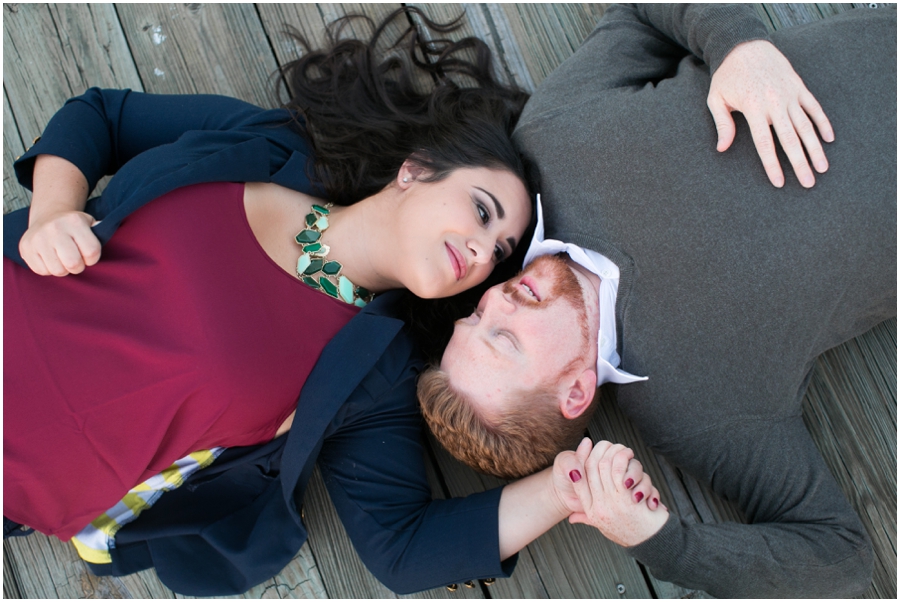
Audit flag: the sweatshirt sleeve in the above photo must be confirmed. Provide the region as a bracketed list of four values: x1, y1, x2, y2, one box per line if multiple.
[627, 416, 873, 598]
[624, 3, 770, 74]
[518, 4, 769, 125]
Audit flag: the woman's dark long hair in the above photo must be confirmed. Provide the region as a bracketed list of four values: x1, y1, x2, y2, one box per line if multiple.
[274, 6, 530, 206]
[273, 7, 535, 360]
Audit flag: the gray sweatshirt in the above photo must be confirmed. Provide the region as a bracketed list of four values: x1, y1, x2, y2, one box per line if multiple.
[514, 4, 896, 597]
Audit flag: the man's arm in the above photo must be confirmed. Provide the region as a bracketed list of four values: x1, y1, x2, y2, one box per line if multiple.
[604, 418, 872, 597]
[522, 4, 832, 188]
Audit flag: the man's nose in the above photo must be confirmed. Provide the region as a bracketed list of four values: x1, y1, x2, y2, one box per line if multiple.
[484, 285, 516, 316]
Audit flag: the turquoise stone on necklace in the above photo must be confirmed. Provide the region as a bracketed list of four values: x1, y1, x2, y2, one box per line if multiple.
[294, 202, 374, 307]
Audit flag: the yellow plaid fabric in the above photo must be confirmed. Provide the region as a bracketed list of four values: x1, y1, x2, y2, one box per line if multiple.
[71, 448, 224, 564]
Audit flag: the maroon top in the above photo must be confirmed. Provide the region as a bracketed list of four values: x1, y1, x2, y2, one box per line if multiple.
[4, 182, 359, 540]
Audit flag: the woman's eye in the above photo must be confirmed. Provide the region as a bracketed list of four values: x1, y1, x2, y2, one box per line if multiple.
[476, 202, 490, 225]
[493, 245, 505, 262]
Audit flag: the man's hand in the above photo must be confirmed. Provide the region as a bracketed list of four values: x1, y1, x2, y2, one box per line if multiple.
[708, 39, 834, 189]
[558, 439, 668, 547]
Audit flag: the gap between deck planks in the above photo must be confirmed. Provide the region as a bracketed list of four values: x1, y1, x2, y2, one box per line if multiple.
[3, 3, 896, 599]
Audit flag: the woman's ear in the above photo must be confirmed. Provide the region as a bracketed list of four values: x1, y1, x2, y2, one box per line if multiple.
[560, 369, 598, 419]
[398, 159, 427, 189]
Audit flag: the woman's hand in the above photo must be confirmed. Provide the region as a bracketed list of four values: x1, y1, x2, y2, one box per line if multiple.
[20, 210, 100, 276]
[20, 154, 100, 276]
[708, 39, 834, 189]
[556, 439, 668, 548]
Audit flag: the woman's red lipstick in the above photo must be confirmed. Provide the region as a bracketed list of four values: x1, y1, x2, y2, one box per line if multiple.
[446, 243, 467, 281]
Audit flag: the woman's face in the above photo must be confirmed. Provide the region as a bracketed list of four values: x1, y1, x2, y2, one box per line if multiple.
[393, 166, 531, 299]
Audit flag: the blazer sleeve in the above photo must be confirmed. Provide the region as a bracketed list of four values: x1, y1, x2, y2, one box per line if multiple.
[13, 88, 267, 193]
[316, 358, 516, 594]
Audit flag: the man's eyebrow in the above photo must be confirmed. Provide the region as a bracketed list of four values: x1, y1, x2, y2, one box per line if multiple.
[476, 186, 504, 219]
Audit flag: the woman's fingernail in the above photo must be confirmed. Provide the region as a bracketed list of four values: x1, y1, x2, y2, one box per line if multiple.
[624, 478, 634, 489]
[634, 491, 644, 503]
[569, 470, 582, 483]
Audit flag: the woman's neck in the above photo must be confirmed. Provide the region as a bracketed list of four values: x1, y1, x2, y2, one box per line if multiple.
[312, 187, 402, 294]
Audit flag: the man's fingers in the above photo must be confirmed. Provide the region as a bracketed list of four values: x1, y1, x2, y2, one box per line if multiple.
[567, 512, 590, 525]
[595, 443, 626, 493]
[610, 448, 634, 491]
[800, 89, 834, 143]
[771, 114, 815, 188]
[575, 437, 593, 464]
[571, 462, 595, 516]
[789, 103, 828, 174]
[746, 116, 785, 188]
[707, 94, 736, 152]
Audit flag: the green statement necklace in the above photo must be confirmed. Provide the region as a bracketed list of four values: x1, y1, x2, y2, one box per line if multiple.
[294, 203, 374, 307]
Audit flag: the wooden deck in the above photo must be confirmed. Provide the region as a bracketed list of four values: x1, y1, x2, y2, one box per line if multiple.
[3, 3, 896, 599]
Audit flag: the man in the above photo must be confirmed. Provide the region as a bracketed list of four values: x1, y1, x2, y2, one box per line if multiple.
[421, 4, 896, 597]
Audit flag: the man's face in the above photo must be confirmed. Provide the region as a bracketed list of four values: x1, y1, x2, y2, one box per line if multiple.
[441, 254, 601, 420]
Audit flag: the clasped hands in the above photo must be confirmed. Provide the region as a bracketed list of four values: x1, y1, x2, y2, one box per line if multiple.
[551, 438, 668, 548]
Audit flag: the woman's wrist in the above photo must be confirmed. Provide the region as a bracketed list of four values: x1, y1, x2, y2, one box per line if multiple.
[29, 154, 90, 225]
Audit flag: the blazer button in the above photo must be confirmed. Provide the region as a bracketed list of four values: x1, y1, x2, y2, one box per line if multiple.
[32, 135, 41, 145]
[464, 581, 475, 588]
[300, 504, 305, 519]
[445, 584, 458, 592]
[482, 578, 495, 586]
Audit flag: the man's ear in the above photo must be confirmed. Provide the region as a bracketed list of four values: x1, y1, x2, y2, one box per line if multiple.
[560, 369, 598, 420]
[397, 159, 427, 189]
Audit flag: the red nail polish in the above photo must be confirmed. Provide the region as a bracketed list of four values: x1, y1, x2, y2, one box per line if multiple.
[652, 497, 659, 508]
[569, 470, 582, 483]
[624, 478, 634, 489]
[634, 491, 644, 502]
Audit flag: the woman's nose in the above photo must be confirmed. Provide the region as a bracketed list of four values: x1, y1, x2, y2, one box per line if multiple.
[466, 234, 492, 265]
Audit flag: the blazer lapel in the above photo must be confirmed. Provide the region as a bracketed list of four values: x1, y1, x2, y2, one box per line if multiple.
[279, 291, 406, 507]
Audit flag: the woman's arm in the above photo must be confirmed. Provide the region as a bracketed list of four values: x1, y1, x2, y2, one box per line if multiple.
[14, 88, 265, 192]
[14, 89, 273, 274]
[19, 155, 97, 276]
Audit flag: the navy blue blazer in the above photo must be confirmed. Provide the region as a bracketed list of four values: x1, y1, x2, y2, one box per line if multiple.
[5, 89, 515, 595]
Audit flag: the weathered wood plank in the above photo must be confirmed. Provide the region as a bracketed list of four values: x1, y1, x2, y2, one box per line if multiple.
[3, 89, 29, 213]
[2, 531, 134, 598]
[3, 541, 24, 599]
[114, 3, 277, 105]
[301, 466, 483, 599]
[2, 3, 141, 143]
[492, 3, 609, 90]
[2, 3, 139, 208]
[803, 319, 897, 599]
[174, 544, 326, 600]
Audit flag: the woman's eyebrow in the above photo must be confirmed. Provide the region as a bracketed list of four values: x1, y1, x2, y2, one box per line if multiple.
[475, 186, 504, 219]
